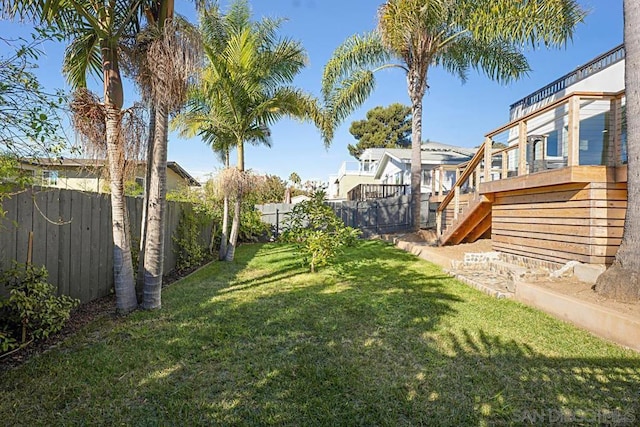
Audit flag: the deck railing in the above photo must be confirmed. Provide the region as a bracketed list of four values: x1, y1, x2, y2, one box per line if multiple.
[435, 90, 626, 238]
[347, 183, 409, 201]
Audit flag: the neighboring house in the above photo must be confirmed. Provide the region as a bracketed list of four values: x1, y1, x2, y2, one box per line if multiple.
[18, 158, 200, 193]
[374, 142, 475, 193]
[328, 142, 473, 200]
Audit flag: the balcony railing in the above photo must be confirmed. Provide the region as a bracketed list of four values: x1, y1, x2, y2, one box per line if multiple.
[347, 184, 409, 201]
[337, 161, 378, 179]
[510, 44, 624, 111]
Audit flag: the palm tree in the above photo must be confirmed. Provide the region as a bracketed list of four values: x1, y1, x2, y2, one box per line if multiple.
[131, 2, 201, 310]
[322, 0, 586, 231]
[172, 92, 238, 261]
[289, 172, 302, 188]
[595, 0, 640, 301]
[180, 0, 322, 261]
[2, 0, 146, 313]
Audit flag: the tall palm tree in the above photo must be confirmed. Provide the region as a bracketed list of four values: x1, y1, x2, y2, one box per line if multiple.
[181, 0, 322, 261]
[131, 2, 200, 310]
[172, 92, 239, 261]
[595, 0, 640, 301]
[322, 0, 586, 231]
[2, 0, 146, 313]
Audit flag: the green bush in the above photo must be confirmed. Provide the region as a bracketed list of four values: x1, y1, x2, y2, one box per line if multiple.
[0, 263, 79, 350]
[280, 191, 361, 272]
[240, 207, 271, 242]
[173, 208, 207, 272]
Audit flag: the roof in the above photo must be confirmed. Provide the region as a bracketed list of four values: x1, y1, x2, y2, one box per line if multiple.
[373, 144, 473, 179]
[359, 141, 475, 162]
[19, 158, 200, 187]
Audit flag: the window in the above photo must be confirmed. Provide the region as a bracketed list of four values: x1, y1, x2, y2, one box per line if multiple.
[42, 170, 58, 186]
[422, 169, 431, 186]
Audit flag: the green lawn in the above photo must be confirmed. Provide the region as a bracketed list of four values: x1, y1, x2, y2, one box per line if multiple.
[2, 241, 639, 425]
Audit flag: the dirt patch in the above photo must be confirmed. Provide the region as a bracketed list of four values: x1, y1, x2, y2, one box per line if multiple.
[533, 276, 640, 319]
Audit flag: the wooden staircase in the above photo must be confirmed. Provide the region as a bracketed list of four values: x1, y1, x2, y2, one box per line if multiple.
[439, 193, 493, 245]
[435, 138, 495, 246]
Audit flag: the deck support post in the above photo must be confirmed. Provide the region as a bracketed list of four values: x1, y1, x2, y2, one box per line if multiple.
[610, 96, 622, 167]
[501, 152, 508, 179]
[430, 169, 436, 195]
[567, 95, 581, 166]
[483, 137, 492, 184]
[453, 185, 460, 221]
[518, 121, 528, 175]
[438, 166, 444, 195]
[436, 210, 442, 236]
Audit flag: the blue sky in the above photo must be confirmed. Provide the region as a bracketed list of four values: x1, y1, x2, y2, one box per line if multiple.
[0, 0, 624, 183]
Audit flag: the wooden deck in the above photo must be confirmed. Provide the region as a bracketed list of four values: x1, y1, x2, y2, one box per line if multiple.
[432, 91, 627, 266]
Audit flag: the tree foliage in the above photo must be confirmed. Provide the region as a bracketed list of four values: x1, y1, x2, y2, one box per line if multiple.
[281, 192, 360, 273]
[347, 103, 411, 158]
[0, 29, 67, 158]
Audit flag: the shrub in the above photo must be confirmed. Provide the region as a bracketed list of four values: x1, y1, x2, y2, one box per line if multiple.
[173, 208, 207, 272]
[280, 191, 361, 272]
[0, 263, 79, 350]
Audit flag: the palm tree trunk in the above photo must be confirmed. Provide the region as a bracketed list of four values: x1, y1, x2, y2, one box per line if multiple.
[225, 141, 244, 262]
[225, 197, 242, 262]
[141, 103, 168, 310]
[594, 0, 640, 301]
[219, 195, 229, 260]
[137, 103, 156, 300]
[408, 71, 425, 232]
[105, 104, 138, 314]
[219, 149, 230, 260]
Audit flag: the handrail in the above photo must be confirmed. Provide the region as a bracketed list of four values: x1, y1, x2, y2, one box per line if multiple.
[436, 140, 486, 214]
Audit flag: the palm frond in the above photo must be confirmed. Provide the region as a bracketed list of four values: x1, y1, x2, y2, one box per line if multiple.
[62, 28, 101, 88]
[464, 0, 587, 48]
[439, 34, 530, 84]
[321, 32, 390, 99]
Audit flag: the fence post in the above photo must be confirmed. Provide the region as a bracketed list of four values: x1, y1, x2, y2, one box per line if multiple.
[275, 209, 279, 237]
[375, 201, 379, 233]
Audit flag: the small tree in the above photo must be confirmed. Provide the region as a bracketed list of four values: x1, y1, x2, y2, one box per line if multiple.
[281, 192, 360, 273]
[347, 103, 411, 158]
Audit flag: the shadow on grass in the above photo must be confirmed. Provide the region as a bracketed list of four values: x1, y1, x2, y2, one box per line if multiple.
[1, 241, 639, 426]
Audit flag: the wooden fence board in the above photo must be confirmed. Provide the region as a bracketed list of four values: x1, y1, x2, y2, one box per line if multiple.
[15, 191, 33, 265]
[98, 193, 111, 296]
[69, 191, 83, 300]
[79, 193, 93, 302]
[45, 190, 60, 290]
[90, 194, 102, 301]
[57, 190, 72, 297]
[0, 194, 18, 272]
[32, 190, 49, 270]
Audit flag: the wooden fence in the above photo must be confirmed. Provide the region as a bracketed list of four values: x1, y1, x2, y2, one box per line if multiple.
[0, 187, 213, 303]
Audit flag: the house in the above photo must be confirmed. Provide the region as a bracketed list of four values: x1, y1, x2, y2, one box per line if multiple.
[434, 44, 626, 267]
[328, 142, 474, 200]
[18, 158, 200, 193]
[374, 142, 475, 191]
